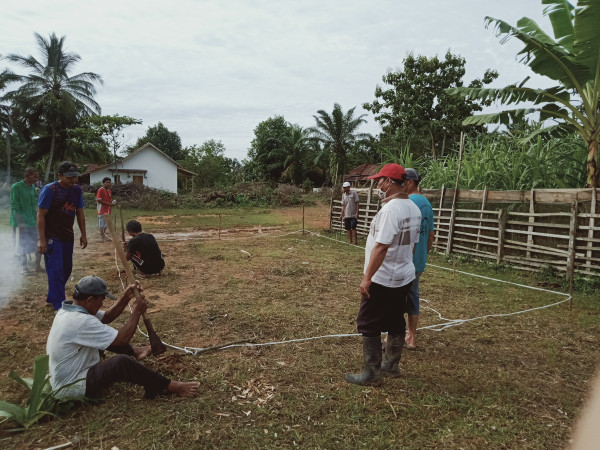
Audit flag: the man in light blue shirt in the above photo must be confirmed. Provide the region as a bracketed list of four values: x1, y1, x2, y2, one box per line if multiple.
[404, 168, 435, 350]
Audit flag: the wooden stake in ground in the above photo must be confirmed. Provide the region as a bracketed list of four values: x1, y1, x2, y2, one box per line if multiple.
[104, 214, 167, 355]
[119, 205, 125, 243]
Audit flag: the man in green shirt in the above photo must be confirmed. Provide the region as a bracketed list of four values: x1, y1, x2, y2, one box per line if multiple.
[10, 167, 42, 271]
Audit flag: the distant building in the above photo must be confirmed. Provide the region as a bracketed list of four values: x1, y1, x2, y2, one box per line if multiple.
[81, 142, 196, 194]
[344, 163, 381, 187]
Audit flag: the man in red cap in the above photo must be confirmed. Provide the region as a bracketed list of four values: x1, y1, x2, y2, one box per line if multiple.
[345, 163, 421, 386]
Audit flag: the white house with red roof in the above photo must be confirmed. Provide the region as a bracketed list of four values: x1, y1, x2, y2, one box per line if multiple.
[83, 143, 196, 194]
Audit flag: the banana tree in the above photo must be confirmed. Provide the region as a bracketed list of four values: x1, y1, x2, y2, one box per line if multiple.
[448, 0, 600, 187]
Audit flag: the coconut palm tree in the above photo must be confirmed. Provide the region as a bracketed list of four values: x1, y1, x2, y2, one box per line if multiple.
[0, 68, 18, 182]
[265, 124, 314, 185]
[309, 103, 371, 184]
[4, 33, 103, 181]
[449, 0, 600, 187]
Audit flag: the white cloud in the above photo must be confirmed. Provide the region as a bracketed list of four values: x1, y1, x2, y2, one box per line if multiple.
[2, 0, 554, 161]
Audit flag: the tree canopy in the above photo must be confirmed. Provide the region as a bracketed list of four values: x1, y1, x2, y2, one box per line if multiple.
[181, 140, 241, 188]
[68, 114, 141, 165]
[364, 51, 497, 160]
[3, 32, 103, 181]
[129, 122, 185, 161]
[449, 0, 600, 187]
[308, 103, 371, 183]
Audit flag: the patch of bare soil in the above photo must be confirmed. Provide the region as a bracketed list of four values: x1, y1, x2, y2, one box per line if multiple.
[152, 226, 284, 241]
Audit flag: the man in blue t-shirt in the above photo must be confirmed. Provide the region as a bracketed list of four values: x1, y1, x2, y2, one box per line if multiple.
[404, 168, 435, 350]
[37, 161, 88, 310]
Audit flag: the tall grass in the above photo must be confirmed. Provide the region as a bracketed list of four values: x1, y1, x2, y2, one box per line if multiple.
[393, 134, 587, 190]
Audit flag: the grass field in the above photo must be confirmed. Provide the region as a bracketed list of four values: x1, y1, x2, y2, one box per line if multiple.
[1, 203, 599, 448]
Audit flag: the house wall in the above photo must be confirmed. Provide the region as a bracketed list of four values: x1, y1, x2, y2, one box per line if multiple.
[90, 147, 179, 193]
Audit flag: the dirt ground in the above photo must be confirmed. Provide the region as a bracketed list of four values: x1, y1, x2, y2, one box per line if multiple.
[0, 205, 331, 352]
[2, 204, 599, 448]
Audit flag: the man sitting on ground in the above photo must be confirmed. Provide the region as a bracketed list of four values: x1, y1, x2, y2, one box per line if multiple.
[46, 276, 199, 399]
[123, 220, 165, 275]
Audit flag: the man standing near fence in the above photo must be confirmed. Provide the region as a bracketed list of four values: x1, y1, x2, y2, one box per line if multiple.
[403, 168, 435, 350]
[345, 163, 421, 386]
[340, 181, 360, 245]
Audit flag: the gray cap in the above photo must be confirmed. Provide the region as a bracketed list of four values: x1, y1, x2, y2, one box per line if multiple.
[74, 276, 117, 299]
[57, 161, 81, 177]
[405, 168, 420, 181]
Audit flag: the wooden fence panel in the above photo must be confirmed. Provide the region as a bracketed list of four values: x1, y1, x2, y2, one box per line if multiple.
[329, 187, 600, 277]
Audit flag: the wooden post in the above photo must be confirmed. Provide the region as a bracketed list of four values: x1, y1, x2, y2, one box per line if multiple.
[329, 190, 334, 231]
[526, 188, 536, 258]
[302, 203, 305, 236]
[218, 213, 222, 240]
[566, 199, 579, 285]
[446, 132, 465, 255]
[475, 186, 488, 252]
[435, 184, 446, 248]
[497, 208, 507, 264]
[586, 188, 597, 269]
[367, 178, 373, 204]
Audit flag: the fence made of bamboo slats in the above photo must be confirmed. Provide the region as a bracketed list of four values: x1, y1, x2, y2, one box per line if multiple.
[329, 187, 600, 279]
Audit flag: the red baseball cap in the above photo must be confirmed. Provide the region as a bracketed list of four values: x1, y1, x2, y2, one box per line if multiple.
[369, 163, 407, 180]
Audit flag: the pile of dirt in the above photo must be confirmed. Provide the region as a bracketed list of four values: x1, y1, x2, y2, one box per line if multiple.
[81, 182, 310, 210]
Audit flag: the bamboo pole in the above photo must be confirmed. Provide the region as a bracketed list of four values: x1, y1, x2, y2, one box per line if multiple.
[586, 188, 597, 270]
[526, 188, 536, 258]
[475, 186, 488, 252]
[446, 132, 465, 255]
[302, 203, 305, 236]
[435, 184, 446, 249]
[497, 209, 507, 264]
[567, 200, 579, 287]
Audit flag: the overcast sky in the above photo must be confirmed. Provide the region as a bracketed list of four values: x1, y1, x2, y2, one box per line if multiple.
[1, 1, 552, 161]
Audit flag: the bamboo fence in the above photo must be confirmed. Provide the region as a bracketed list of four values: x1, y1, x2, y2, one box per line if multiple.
[330, 187, 600, 279]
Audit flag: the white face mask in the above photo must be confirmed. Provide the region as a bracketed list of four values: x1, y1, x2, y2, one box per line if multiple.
[377, 178, 392, 200]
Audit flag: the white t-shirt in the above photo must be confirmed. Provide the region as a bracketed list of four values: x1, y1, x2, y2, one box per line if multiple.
[364, 197, 422, 287]
[46, 302, 118, 397]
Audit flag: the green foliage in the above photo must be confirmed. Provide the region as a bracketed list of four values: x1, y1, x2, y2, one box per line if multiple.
[68, 114, 141, 162]
[3, 33, 103, 182]
[0, 355, 60, 430]
[449, 0, 600, 187]
[129, 122, 185, 160]
[181, 139, 241, 189]
[308, 103, 372, 183]
[245, 116, 291, 182]
[418, 133, 586, 190]
[364, 51, 498, 160]
[81, 181, 308, 210]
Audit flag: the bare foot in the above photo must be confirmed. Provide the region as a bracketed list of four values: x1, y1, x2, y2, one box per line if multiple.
[167, 381, 200, 397]
[133, 345, 152, 360]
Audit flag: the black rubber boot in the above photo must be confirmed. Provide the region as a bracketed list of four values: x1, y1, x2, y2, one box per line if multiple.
[345, 336, 383, 386]
[381, 333, 403, 377]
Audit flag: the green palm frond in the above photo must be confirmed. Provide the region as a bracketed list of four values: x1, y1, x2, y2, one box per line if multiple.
[542, 0, 575, 50]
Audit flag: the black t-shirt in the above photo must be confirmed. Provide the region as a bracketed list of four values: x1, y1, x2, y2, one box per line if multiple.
[127, 233, 165, 274]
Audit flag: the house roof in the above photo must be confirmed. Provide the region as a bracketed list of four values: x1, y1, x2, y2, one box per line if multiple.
[82, 142, 198, 177]
[344, 163, 381, 182]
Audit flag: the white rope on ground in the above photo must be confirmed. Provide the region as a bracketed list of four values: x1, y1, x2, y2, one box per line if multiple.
[109, 226, 571, 355]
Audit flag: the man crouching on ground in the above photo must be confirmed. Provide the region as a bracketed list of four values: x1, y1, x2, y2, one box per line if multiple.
[47, 276, 199, 399]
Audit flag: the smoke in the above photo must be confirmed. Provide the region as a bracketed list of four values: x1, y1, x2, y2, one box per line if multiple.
[0, 231, 25, 311]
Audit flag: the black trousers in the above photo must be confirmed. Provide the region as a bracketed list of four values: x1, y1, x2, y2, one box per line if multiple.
[86, 355, 170, 399]
[356, 281, 411, 336]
